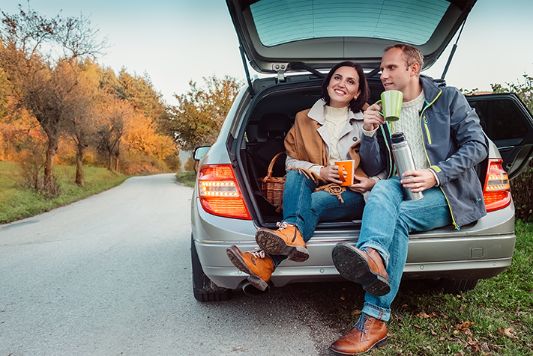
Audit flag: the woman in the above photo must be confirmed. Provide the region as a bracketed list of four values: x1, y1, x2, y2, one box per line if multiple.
[226, 61, 385, 291]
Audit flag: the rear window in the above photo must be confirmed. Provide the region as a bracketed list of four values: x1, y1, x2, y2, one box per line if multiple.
[250, 0, 450, 46]
[469, 98, 529, 143]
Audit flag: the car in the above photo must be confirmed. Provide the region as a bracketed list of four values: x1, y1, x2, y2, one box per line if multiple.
[190, 0, 533, 302]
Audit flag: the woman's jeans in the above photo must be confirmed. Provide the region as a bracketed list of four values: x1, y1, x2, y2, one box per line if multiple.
[272, 170, 365, 265]
[357, 177, 452, 322]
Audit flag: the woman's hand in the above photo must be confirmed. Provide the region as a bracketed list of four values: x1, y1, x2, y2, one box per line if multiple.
[363, 103, 384, 131]
[320, 165, 343, 184]
[349, 177, 376, 193]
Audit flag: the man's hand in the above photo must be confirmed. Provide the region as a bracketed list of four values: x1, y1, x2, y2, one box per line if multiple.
[401, 169, 437, 192]
[320, 165, 343, 184]
[349, 177, 377, 193]
[363, 103, 385, 131]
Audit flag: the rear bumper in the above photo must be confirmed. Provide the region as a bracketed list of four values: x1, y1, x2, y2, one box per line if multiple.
[197, 235, 514, 289]
[192, 197, 516, 290]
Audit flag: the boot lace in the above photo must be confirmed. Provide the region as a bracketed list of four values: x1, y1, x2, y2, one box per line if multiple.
[276, 221, 291, 230]
[250, 249, 266, 258]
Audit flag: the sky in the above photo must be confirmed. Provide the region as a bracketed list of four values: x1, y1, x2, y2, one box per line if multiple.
[2, 0, 532, 105]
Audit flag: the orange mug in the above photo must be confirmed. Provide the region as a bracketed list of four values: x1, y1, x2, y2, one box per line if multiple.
[334, 160, 354, 186]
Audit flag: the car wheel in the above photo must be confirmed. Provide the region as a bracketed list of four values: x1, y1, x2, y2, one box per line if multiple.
[440, 278, 479, 293]
[191, 235, 232, 302]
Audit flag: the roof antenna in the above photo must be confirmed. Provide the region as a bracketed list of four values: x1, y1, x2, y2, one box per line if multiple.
[441, 18, 467, 80]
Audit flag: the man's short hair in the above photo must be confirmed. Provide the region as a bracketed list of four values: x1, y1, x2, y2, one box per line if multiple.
[385, 44, 424, 73]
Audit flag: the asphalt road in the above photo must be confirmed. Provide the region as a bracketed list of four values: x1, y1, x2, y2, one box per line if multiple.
[0, 174, 360, 355]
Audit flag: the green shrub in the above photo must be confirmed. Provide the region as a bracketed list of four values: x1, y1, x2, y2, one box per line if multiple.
[511, 161, 532, 222]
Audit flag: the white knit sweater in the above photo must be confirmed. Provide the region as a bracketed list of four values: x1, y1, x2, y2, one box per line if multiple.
[389, 91, 429, 170]
[324, 105, 349, 162]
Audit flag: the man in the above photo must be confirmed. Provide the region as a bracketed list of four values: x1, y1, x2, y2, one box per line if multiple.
[329, 44, 488, 355]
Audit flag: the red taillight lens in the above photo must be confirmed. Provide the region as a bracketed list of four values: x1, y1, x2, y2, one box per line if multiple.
[197, 164, 251, 220]
[483, 159, 511, 212]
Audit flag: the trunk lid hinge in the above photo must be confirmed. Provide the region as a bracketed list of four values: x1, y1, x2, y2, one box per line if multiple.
[273, 63, 288, 83]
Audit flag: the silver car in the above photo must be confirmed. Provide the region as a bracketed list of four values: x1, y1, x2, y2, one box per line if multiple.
[190, 0, 533, 302]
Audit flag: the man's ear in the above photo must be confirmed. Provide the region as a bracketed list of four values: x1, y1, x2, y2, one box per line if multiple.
[410, 62, 421, 77]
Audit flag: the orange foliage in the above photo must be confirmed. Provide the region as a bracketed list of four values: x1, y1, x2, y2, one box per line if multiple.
[0, 109, 45, 161]
[123, 112, 176, 160]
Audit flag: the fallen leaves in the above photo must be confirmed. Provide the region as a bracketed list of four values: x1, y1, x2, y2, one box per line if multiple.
[498, 327, 518, 339]
[453, 321, 474, 336]
[416, 311, 438, 319]
[456, 321, 475, 331]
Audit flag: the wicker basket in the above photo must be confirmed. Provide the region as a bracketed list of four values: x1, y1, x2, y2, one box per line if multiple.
[261, 152, 286, 210]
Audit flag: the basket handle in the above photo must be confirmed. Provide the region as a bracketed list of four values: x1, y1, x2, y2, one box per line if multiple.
[265, 151, 285, 179]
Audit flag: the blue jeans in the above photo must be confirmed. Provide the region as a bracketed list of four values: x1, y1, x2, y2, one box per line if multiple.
[357, 177, 451, 322]
[272, 170, 365, 265]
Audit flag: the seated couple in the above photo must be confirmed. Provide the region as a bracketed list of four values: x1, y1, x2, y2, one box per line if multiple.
[227, 43, 488, 355]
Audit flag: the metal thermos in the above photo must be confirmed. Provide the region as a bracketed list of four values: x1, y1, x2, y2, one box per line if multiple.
[391, 132, 424, 200]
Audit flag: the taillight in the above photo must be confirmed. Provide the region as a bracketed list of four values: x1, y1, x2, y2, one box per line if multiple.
[483, 159, 511, 212]
[197, 164, 251, 220]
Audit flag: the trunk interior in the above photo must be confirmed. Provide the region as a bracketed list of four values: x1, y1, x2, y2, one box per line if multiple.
[236, 75, 488, 228]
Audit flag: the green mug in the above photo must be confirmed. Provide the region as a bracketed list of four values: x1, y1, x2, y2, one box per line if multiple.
[376, 90, 403, 122]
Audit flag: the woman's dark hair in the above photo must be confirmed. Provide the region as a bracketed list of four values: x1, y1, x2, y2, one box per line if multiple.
[321, 61, 370, 113]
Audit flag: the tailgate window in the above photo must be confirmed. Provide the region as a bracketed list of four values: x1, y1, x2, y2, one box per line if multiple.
[251, 0, 450, 46]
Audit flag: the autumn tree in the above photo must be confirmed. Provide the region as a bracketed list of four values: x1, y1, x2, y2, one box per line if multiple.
[116, 70, 164, 115]
[96, 98, 132, 171]
[63, 60, 100, 186]
[0, 3, 104, 193]
[120, 110, 177, 173]
[166, 76, 241, 150]
[0, 66, 10, 120]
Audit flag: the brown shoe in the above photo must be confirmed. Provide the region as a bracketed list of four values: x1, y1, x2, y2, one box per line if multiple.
[330, 314, 387, 355]
[226, 245, 274, 291]
[332, 243, 390, 296]
[255, 222, 309, 262]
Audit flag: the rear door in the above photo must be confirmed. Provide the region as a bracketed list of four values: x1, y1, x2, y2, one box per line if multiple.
[467, 93, 533, 178]
[226, 0, 476, 73]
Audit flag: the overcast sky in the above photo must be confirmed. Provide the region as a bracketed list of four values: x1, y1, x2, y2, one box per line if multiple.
[2, 0, 532, 104]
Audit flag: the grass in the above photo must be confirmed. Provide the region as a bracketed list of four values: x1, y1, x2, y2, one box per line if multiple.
[371, 220, 533, 355]
[0, 161, 128, 224]
[175, 171, 196, 188]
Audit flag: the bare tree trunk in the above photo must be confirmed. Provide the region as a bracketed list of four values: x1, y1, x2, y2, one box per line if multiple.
[75, 143, 85, 186]
[107, 153, 113, 171]
[33, 168, 39, 190]
[114, 154, 119, 172]
[43, 136, 58, 191]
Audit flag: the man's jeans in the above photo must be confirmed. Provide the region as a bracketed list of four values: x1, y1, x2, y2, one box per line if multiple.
[272, 170, 365, 265]
[357, 177, 451, 322]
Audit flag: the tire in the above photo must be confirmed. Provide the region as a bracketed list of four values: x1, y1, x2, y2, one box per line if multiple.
[191, 236, 232, 302]
[440, 278, 479, 293]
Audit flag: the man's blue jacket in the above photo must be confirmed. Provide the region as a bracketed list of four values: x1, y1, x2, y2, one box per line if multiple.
[360, 76, 488, 228]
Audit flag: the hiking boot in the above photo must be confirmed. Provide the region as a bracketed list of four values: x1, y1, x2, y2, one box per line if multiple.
[332, 243, 390, 296]
[330, 314, 388, 355]
[226, 245, 274, 291]
[255, 222, 309, 262]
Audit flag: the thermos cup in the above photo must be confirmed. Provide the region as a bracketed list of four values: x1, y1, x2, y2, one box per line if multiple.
[391, 132, 424, 200]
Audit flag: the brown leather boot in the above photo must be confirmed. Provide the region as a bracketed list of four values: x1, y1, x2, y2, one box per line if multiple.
[330, 314, 388, 355]
[332, 243, 390, 296]
[226, 245, 274, 291]
[255, 222, 309, 262]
